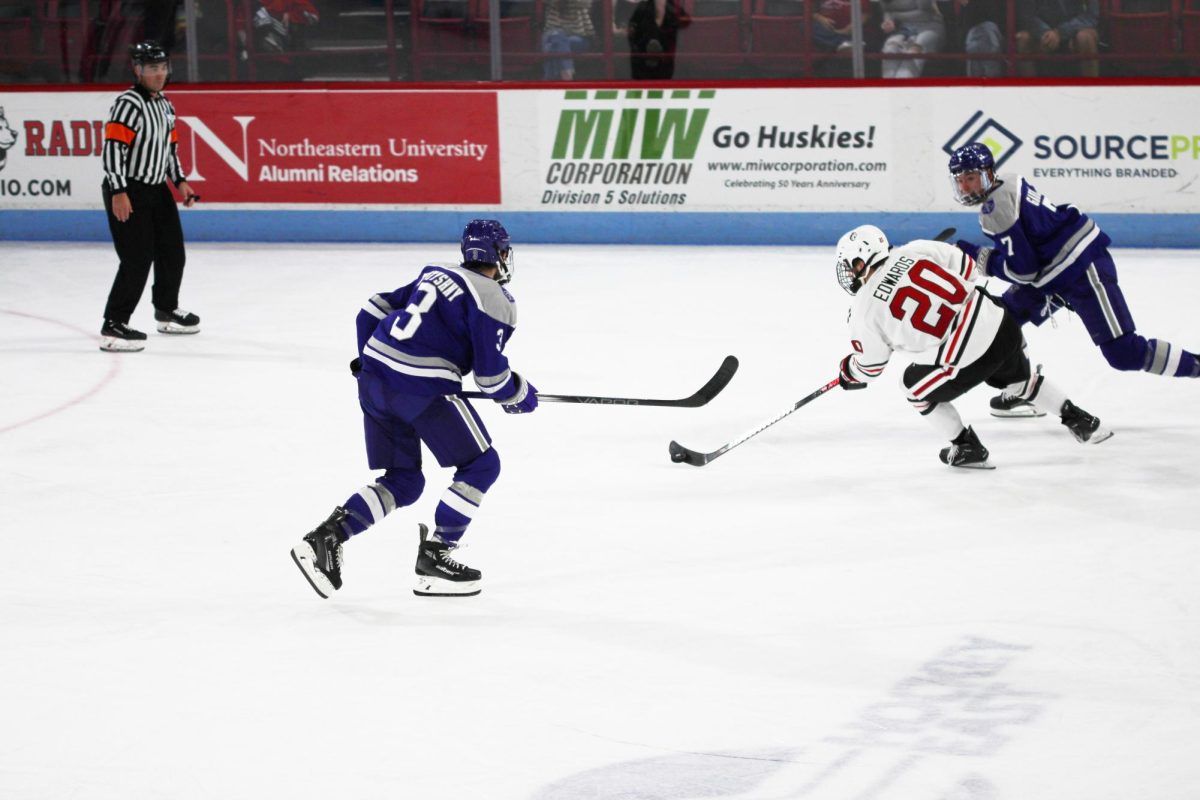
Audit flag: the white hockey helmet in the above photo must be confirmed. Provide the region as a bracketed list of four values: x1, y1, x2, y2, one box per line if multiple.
[835, 224, 890, 295]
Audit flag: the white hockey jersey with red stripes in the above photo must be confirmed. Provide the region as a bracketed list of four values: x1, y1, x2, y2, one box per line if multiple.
[844, 239, 1005, 388]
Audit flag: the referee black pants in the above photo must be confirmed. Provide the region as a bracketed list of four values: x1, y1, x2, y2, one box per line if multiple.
[102, 180, 186, 325]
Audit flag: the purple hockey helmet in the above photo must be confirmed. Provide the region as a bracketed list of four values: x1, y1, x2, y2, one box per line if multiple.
[460, 219, 514, 284]
[948, 143, 997, 206]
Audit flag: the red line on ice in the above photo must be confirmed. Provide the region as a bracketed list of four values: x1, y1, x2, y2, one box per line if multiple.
[0, 309, 122, 435]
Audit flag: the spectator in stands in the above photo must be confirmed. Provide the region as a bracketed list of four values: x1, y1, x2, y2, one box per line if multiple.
[626, 0, 690, 79]
[1015, 0, 1099, 77]
[244, 0, 319, 79]
[614, 0, 639, 34]
[253, 0, 319, 53]
[878, 0, 945, 78]
[813, 0, 869, 52]
[542, 0, 595, 79]
[961, 0, 1005, 77]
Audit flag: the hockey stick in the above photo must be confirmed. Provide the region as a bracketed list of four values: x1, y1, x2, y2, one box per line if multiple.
[669, 377, 840, 466]
[668, 227, 955, 465]
[459, 355, 739, 408]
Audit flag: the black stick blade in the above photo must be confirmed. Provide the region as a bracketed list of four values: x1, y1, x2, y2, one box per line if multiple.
[669, 440, 708, 466]
[668, 377, 839, 468]
[682, 355, 739, 408]
[934, 227, 957, 243]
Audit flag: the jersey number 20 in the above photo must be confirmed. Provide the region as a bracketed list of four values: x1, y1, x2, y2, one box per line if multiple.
[888, 261, 967, 338]
[390, 283, 437, 341]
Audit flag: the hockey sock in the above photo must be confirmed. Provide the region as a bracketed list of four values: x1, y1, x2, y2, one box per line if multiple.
[1025, 376, 1068, 417]
[1143, 338, 1198, 377]
[341, 469, 425, 536]
[924, 402, 966, 441]
[1176, 349, 1199, 377]
[433, 481, 486, 545]
[342, 484, 398, 536]
[1103, 335, 1196, 376]
[1003, 366, 1041, 402]
[433, 448, 500, 545]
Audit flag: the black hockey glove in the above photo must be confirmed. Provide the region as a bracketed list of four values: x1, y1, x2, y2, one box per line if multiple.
[839, 354, 867, 391]
[349, 357, 362, 377]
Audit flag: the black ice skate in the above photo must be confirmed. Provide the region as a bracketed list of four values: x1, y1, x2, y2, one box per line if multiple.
[1060, 399, 1114, 445]
[990, 364, 1047, 418]
[939, 426, 994, 469]
[154, 308, 201, 334]
[99, 319, 147, 352]
[291, 507, 350, 599]
[414, 524, 481, 597]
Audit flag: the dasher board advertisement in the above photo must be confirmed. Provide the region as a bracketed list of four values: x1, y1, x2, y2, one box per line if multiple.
[0, 89, 500, 209]
[520, 86, 1200, 215]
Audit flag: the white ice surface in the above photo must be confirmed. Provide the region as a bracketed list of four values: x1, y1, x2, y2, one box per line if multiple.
[1, 241, 1198, 800]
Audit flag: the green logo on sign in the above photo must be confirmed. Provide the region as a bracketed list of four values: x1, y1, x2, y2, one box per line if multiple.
[551, 90, 714, 161]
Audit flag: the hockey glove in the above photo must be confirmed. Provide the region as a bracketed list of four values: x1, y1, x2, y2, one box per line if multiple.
[839, 354, 867, 391]
[956, 240, 994, 276]
[501, 374, 539, 414]
[955, 239, 980, 259]
[349, 357, 362, 377]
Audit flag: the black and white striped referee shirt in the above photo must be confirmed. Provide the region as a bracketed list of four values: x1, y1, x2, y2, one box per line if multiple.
[102, 84, 184, 193]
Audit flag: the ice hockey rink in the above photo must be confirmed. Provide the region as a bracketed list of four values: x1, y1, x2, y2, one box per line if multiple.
[2, 239, 1198, 800]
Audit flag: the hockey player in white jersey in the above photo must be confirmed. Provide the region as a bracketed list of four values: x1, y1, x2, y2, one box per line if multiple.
[834, 225, 1112, 468]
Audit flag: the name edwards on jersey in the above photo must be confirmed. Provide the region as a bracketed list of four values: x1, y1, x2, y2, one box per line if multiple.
[870, 255, 917, 303]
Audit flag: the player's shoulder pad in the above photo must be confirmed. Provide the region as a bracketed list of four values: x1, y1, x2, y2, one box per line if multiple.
[897, 239, 958, 261]
[441, 264, 517, 327]
[979, 173, 1021, 236]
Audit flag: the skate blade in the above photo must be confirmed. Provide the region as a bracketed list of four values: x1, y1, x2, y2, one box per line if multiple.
[100, 337, 145, 352]
[990, 405, 1046, 418]
[291, 543, 334, 599]
[414, 574, 480, 597]
[950, 459, 996, 470]
[1083, 427, 1114, 445]
[156, 322, 200, 334]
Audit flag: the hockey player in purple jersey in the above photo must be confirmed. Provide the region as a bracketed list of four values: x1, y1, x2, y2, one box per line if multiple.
[948, 142, 1199, 417]
[290, 219, 537, 599]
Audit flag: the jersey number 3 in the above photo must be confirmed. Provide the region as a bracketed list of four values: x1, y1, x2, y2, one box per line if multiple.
[390, 283, 437, 341]
[888, 261, 967, 338]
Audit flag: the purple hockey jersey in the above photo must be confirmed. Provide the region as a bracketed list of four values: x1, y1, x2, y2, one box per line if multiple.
[356, 262, 521, 402]
[975, 173, 1112, 289]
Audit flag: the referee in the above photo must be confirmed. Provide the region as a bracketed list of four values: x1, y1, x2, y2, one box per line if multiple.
[100, 40, 201, 353]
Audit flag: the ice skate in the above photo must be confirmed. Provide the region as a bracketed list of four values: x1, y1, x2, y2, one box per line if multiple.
[291, 507, 349, 599]
[939, 426, 994, 469]
[155, 308, 201, 334]
[99, 319, 147, 352]
[990, 364, 1047, 418]
[1060, 400, 1114, 445]
[414, 523, 481, 597]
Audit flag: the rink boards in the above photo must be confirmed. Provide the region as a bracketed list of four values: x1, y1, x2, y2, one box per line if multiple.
[1, 82, 1198, 246]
